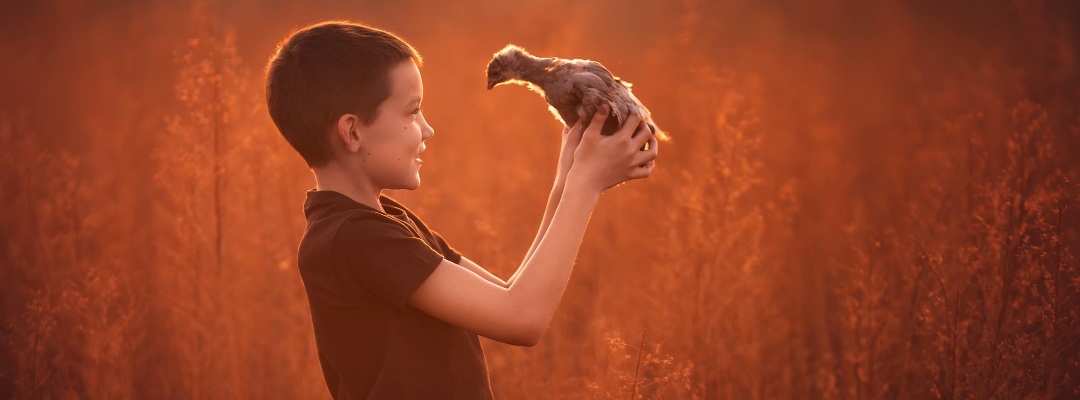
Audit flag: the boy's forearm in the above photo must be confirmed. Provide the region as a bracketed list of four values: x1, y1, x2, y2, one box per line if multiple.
[507, 173, 567, 286]
[506, 177, 599, 336]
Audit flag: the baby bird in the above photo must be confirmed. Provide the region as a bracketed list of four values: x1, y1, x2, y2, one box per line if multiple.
[485, 44, 669, 142]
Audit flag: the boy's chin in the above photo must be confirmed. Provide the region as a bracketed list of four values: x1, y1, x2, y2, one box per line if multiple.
[384, 172, 421, 191]
[399, 175, 421, 190]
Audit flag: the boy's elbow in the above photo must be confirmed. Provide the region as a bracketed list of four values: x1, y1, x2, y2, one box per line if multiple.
[509, 324, 544, 347]
[501, 292, 548, 346]
[503, 308, 547, 347]
[525, 322, 548, 347]
[518, 337, 541, 348]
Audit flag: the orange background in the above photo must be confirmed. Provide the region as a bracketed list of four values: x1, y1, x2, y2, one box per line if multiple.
[2, 0, 1079, 398]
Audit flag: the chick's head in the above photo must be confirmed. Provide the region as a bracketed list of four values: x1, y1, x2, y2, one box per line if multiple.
[486, 44, 531, 90]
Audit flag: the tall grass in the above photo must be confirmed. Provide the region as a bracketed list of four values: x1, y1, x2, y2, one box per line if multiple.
[1, 0, 1078, 398]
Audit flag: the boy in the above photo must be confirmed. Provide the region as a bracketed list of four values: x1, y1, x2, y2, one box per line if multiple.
[264, 20, 657, 399]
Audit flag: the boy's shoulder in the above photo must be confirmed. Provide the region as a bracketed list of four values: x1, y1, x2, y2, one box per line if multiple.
[303, 190, 406, 224]
[301, 191, 413, 255]
[303, 191, 442, 250]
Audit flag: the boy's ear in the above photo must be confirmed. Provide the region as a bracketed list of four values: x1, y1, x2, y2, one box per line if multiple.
[335, 113, 363, 154]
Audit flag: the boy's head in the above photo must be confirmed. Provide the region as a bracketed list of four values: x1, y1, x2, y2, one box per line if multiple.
[265, 20, 433, 190]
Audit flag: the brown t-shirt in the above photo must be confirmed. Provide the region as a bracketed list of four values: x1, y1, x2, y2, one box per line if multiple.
[297, 189, 494, 400]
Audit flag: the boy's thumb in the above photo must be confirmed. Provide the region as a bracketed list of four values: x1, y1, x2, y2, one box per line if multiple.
[587, 104, 610, 134]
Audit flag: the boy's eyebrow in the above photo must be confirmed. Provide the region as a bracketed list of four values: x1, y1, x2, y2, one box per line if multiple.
[406, 96, 422, 106]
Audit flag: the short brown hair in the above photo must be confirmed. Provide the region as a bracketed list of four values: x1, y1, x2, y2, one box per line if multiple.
[265, 21, 423, 168]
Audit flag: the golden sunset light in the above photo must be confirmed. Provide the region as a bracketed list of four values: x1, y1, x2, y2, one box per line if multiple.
[1, 1, 1078, 398]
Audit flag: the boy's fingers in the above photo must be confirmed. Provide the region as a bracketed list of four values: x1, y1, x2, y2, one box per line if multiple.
[564, 120, 580, 136]
[633, 140, 659, 165]
[628, 160, 655, 180]
[632, 123, 653, 148]
[570, 120, 587, 141]
[585, 104, 610, 136]
[618, 114, 643, 137]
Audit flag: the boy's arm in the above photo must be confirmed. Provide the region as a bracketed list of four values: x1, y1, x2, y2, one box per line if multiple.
[411, 180, 600, 346]
[453, 175, 561, 287]
[506, 119, 584, 287]
[460, 121, 578, 289]
[457, 256, 508, 287]
[455, 173, 565, 289]
[407, 110, 657, 347]
[506, 175, 566, 287]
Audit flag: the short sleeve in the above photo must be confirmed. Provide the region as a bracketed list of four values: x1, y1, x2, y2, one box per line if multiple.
[430, 229, 462, 264]
[333, 217, 445, 309]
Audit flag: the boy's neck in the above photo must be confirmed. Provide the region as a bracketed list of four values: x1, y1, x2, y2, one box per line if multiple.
[311, 166, 384, 213]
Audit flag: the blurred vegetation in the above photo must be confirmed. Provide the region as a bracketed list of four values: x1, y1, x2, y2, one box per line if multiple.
[2, 0, 1079, 398]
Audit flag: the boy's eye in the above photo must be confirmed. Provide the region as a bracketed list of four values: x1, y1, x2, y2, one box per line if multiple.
[410, 107, 422, 115]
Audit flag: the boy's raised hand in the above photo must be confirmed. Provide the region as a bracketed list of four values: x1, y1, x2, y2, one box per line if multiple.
[556, 119, 587, 180]
[566, 105, 658, 194]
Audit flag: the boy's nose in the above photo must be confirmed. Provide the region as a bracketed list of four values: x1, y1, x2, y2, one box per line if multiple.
[422, 121, 434, 140]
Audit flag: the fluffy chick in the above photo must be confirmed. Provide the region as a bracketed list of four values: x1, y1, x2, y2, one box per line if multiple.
[485, 44, 669, 142]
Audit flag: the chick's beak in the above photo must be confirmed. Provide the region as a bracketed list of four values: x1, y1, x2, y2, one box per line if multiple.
[486, 79, 495, 90]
